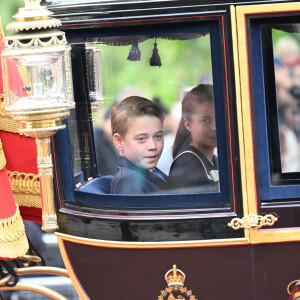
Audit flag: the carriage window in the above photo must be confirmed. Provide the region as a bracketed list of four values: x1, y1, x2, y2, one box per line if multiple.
[273, 29, 300, 174]
[251, 20, 300, 201]
[89, 33, 220, 195]
[60, 19, 233, 209]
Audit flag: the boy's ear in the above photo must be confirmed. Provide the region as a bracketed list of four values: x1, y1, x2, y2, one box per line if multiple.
[183, 119, 192, 132]
[113, 133, 124, 152]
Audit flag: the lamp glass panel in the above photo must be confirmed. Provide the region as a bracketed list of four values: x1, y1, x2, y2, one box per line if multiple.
[4, 51, 68, 112]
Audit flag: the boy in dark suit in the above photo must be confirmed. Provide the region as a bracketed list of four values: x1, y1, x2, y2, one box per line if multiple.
[110, 96, 169, 194]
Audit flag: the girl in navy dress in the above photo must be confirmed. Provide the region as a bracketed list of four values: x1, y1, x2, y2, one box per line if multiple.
[169, 84, 219, 192]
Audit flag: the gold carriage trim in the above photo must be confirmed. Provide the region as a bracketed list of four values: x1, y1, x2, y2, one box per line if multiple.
[0, 140, 6, 170]
[7, 171, 42, 208]
[0, 205, 29, 259]
[228, 213, 278, 230]
[0, 100, 30, 137]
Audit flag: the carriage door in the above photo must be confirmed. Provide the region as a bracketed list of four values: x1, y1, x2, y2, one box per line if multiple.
[50, 2, 255, 299]
[234, 2, 300, 243]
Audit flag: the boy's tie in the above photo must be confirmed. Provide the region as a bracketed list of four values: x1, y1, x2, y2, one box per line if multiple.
[152, 169, 167, 182]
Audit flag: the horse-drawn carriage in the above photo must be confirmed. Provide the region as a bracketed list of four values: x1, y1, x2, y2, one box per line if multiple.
[1, 0, 300, 299]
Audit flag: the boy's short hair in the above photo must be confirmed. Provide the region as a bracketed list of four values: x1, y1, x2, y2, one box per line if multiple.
[111, 96, 165, 136]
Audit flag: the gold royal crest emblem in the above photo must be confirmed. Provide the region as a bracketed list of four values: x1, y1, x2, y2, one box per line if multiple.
[157, 265, 197, 300]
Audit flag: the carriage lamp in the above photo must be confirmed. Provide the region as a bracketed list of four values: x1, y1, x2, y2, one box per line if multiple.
[85, 44, 104, 114]
[1, 0, 75, 233]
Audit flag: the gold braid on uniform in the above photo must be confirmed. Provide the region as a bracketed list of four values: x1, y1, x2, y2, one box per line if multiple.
[0, 96, 31, 137]
[7, 171, 42, 208]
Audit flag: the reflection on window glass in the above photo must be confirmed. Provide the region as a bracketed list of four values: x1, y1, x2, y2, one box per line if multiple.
[68, 109, 84, 185]
[88, 32, 219, 194]
[273, 29, 300, 173]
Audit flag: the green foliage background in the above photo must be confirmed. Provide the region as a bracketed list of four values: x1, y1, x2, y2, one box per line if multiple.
[272, 29, 300, 55]
[0, 0, 23, 35]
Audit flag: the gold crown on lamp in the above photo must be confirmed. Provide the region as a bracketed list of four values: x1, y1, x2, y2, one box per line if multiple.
[165, 265, 186, 287]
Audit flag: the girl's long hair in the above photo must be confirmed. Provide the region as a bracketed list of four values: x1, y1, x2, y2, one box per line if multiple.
[172, 84, 214, 158]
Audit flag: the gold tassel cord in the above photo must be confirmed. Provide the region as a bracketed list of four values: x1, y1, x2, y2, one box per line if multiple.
[0, 205, 29, 259]
[8, 171, 40, 194]
[7, 171, 42, 208]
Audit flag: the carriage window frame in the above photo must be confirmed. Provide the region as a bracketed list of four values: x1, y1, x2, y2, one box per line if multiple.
[53, 14, 239, 218]
[250, 16, 300, 202]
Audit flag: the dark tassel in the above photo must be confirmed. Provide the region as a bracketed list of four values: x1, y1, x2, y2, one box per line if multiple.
[150, 40, 162, 67]
[127, 41, 141, 61]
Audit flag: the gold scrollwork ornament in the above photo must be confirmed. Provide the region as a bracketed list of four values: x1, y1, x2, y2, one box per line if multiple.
[158, 265, 197, 300]
[228, 213, 278, 230]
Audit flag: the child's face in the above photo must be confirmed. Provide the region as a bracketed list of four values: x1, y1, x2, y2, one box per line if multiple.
[114, 116, 164, 169]
[185, 101, 216, 150]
